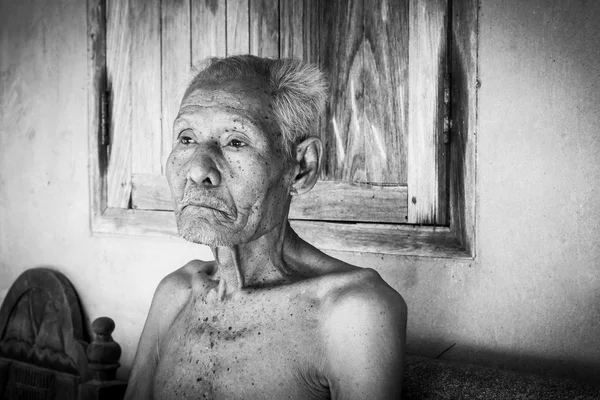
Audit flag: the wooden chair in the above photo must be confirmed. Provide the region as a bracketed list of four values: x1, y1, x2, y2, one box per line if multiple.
[0, 268, 127, 400]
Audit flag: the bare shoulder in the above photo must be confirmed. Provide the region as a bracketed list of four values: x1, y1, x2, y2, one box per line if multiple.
[316, 266, 407, 340]
[125, 259, 216, 400]
[150, 260, 217, 335]
[319, 267, 406, 317]
[317, 268, 407, 398]
[158, 259, 217, 294]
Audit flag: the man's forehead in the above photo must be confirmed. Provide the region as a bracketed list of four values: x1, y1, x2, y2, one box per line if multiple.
[176, 77, 281, 139]
[181, 77, 273, 108]
[175, 105, 261, 133]
[177, 92, 267, 126]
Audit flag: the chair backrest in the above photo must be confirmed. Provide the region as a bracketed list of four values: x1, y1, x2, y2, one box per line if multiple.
[0, 268, 92, 400]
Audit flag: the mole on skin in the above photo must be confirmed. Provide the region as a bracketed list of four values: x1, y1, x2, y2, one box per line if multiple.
[125, 56, 407, 400]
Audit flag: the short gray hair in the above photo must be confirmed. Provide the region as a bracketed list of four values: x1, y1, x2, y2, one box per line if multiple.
[187, 55, 328, 158]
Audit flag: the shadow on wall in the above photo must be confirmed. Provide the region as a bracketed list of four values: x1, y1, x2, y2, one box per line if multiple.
[410, 341, 600, 386]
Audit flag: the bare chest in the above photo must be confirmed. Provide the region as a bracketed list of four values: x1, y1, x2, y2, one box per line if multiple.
[153, 292, 328, 400]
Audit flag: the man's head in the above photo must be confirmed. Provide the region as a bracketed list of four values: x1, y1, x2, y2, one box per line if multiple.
[166, 55, 328, 246]
[186, 55, 327, 160]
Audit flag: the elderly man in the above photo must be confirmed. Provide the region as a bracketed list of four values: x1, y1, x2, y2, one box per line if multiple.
[125, 55, 407, 400]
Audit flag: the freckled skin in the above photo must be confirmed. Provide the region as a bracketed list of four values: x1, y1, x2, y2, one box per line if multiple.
[125, 77, 407, 400]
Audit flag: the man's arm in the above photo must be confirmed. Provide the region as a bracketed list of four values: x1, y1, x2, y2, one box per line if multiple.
[322, 269, 407, 399]
[124, 268, 192, 400]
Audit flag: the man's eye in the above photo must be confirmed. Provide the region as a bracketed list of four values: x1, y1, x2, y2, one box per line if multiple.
[227, 139, 247, 148]
[179, 136, 195, 145]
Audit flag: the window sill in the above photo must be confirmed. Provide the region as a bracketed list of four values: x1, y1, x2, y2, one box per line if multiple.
[91, 208, 471, 259]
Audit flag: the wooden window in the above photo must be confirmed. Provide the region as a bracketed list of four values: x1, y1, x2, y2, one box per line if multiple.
[88, 0, 477, 258]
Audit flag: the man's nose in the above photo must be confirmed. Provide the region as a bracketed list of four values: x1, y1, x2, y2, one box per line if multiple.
[186, 148, 221, 187]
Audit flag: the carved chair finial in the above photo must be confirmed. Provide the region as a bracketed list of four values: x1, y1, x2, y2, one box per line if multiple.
[87, 317, 122, 381]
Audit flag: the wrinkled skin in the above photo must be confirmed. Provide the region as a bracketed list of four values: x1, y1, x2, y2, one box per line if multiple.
[125, 77, 407, 400]
[166, 78, 295, 248]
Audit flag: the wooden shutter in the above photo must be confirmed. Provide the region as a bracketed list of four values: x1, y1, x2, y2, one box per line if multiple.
[408, 0, 449, 225]
[103, 0, 450, 226]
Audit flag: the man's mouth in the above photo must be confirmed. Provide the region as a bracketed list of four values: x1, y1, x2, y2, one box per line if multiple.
[183, 201, 223, 213]
[178, 194, 236, 219]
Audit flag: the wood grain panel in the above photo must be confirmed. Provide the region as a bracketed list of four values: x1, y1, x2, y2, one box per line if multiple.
[291, 221, 466, 258]
[94, 208, 179, 238]
[131, 173, 408, 223]
[289, 182, 408, 223]
[226, 0, 250, 55]
[280, 0, 320, 62]
[407, 0, 448, 224]
[131, 0, 161, 175]
[88, 0, 107, 217]
[249, 0, 279, 57]
[363, 0, 409, 184]
[280, 0, 304, 59]
[318, 0, 408, 185]
[449, 0, 478, 256]
[318, 0, 364, 182]
[304, 0, 321, 64]
[131, 173, 172, 210]
[191, 0, 226, 65]
[106, 0, 132, 208]
[161, 0, 192, 173]
[93, 209, 466, 258]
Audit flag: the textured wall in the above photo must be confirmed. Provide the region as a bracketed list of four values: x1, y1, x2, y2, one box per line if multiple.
[1, 0, 599, 383]
[0, 0, 210, 379]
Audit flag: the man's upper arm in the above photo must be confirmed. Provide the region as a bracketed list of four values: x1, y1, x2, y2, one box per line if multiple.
[323, 270, 407, 400]
[124, 269, 191, 400]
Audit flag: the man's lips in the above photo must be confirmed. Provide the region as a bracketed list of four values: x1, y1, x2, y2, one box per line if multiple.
[178, 193, 236, 218]
[183, 201, 224, 213]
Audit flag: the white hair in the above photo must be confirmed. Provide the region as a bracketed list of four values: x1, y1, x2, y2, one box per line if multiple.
[187, 55, 328, 158]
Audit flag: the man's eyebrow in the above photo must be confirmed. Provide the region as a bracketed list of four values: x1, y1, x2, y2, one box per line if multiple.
[230, 115, 262, 131]
[175, 107, 263, 132]
[172, 115, 194, 133]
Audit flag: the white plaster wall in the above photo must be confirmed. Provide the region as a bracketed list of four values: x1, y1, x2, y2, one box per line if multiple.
[0, 0, 210, 379]
[1, 0, 599, 383]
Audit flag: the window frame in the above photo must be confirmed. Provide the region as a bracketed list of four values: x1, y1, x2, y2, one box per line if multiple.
[87, 0, 477, 258]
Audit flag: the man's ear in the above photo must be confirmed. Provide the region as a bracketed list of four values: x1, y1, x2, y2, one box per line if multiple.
[291, 136, 322, 196]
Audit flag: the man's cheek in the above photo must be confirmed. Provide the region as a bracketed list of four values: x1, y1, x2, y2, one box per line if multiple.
[166, 153, 182, 180]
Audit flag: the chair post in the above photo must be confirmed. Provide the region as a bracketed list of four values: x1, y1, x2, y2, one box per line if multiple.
[78, 317, 127, 400]
[87, 317, 122, 381]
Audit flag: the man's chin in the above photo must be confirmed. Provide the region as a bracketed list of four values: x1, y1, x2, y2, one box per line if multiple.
[177, 219, 241, 247]
[180, 230, 237, 247]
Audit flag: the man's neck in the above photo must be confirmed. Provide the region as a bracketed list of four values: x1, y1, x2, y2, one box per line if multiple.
[209, 220, 356, 301]
[210, 222, 299, 298]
